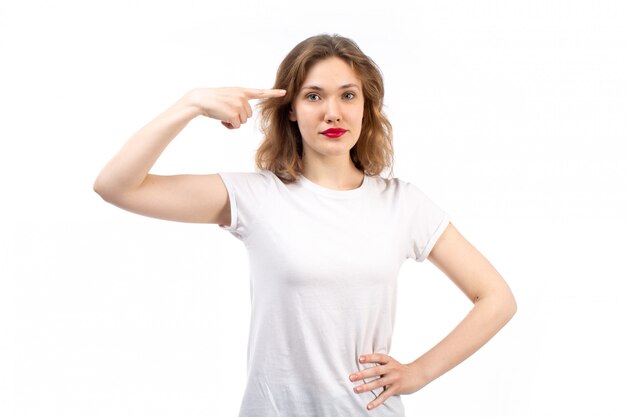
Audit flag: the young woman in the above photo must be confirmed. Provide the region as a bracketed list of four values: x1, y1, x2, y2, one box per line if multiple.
[94, 34, 517, 416]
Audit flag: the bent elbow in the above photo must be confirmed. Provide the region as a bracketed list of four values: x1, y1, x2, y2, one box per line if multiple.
[502, 289, 517, 324]
[93, 179, 103, 197]
[92, 177, 119, 203]
[510, 293, 518, 317]
[93, 178, 110, 201]
[481, 286, 517, 326]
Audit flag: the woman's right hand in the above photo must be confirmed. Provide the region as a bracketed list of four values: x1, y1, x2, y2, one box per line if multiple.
[186, 87, 287, 129]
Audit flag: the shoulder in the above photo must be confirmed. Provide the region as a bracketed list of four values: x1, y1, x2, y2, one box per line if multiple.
[367, 174, 446, 213]
[218, 169, 278, 188]
[217, 169, 288, 203]
[366, 174, 421, 197]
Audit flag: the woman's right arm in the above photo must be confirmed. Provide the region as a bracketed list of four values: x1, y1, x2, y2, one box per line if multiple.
[92, 87, 286, 225]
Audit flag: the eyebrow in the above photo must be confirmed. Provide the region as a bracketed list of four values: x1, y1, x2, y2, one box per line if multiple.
[300, 83, 361, 92]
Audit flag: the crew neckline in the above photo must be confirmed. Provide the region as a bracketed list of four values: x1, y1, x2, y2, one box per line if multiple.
[298, 173, 369, 198]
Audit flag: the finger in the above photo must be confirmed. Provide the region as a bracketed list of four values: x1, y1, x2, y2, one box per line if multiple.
[244, 88, 287, 99]
[350, 365, 385, 382]
[244, 100, 253, 119]
[367, 386, 394, 411]
[353, 376, 387, 394]
[360, 353, 390, 365]
[222, 117, 241, 129]
[239, 101, 251, 124]
[237, 107, 248, 125]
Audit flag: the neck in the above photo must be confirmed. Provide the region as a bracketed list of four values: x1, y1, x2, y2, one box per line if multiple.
[301, 154, 364, 190]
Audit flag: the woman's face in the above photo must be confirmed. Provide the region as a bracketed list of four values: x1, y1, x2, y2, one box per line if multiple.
[289, 56, 365, 162]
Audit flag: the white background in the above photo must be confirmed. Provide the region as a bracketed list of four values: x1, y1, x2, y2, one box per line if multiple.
[1, 1, 625, 416]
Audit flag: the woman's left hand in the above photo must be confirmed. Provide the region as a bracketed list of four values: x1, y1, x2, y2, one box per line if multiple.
[348, 353, 426, 411]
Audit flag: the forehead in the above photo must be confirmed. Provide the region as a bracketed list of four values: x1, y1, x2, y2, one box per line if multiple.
[301, 56, 362, 88]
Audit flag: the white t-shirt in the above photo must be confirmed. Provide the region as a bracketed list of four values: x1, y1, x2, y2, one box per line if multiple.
[218, 169, 450, 417]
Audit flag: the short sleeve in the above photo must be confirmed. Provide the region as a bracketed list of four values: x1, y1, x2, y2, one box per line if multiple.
[403, 182, 451, 262]
[217, 170, 274, 241]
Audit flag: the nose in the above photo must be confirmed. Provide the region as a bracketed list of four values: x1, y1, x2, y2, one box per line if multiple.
[324, 97, 341, 123]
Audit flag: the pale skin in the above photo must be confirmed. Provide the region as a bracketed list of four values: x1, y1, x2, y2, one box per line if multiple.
[94, 57, 516, 412]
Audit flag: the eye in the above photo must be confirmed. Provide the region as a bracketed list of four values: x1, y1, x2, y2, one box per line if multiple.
[343, 92, 356, 100]
[306, 93, 321, 101]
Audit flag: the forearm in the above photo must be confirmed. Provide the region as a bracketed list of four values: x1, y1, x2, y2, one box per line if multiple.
[410, 290, 517, 389]
[93, 91, 202, 196]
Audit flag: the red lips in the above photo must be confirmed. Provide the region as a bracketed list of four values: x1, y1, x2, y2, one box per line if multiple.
[321, 128, 347, 138]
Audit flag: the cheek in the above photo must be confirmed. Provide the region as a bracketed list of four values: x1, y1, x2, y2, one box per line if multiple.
[351, 107, 365, 126]
[350, 101, 365, 120]
[298, 107, 320, 126]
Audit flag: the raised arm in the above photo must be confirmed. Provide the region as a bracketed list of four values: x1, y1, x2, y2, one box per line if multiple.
[92, 87, 286, 224]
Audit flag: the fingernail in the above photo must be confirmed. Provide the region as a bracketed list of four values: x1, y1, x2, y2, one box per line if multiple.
[349, 374, 356, 381]
[359, 356, 365, 362]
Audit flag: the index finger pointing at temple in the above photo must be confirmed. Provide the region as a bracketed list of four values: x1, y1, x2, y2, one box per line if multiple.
[244, 88, 287, 99]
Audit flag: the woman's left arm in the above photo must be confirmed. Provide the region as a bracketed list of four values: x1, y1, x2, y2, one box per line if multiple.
[349, 222, 517, 410]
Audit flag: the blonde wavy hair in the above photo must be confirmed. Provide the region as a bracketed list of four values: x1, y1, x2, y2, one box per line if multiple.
[255, 34, 394, 183]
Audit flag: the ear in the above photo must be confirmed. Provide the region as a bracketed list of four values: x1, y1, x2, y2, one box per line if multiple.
[288, 107, 297, 122]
